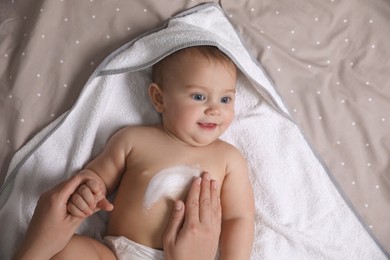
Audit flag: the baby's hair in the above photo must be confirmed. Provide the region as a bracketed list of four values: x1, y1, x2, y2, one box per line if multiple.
[152, 46, 236, 87]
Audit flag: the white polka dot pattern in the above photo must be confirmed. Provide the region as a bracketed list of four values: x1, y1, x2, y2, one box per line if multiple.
[0, 0, 389, 255]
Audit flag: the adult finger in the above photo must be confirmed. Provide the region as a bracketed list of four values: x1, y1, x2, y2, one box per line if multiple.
[210, 179, 221, 226]
[163, 200, 185, 246]
[199, 172, 212, 223]
[38, 174, 89, 216]
[185, 177, 202, 222]
[54, 174, 91, 202]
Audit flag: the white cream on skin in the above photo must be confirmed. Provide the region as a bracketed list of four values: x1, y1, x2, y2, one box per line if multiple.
[143, 165, 202, 209]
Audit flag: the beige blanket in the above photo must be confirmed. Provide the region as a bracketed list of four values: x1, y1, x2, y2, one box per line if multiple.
[1, 0, 389, 258]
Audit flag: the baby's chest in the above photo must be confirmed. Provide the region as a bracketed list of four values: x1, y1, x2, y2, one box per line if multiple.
[120, 157, 225, 211]
[128, 146, 227, 181]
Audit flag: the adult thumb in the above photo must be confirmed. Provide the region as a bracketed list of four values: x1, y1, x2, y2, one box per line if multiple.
[163, 200, 185, 245]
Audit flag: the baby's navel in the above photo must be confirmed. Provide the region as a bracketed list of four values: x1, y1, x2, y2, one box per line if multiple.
[143, 165, 201, 209]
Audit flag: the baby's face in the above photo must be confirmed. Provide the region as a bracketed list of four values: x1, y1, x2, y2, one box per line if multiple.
[160, 54, 236, 146]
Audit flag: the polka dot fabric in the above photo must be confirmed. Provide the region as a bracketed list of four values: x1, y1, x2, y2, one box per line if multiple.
[222, 0, 390, 253]
[1, 0, 389, 255]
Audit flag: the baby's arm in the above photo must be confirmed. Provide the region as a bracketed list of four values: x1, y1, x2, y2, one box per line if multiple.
[219, 148, 255, 260]
[67, 128, 133, 217]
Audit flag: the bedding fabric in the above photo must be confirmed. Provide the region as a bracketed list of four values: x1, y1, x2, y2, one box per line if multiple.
[0, 4, 387, 260]
[1, 0, 389, 259]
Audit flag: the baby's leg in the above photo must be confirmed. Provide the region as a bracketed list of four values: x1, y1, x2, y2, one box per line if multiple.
[51, 234, 115, 260]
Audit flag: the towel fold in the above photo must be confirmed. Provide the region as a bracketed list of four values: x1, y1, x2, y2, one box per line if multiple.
[0, 3, 385, 259]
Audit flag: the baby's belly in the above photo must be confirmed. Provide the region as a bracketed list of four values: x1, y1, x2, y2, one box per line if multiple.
[107, 198, 172, 250]
[106, 165, 202, 250]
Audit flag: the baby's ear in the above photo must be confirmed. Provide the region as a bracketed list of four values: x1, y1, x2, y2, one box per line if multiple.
[148, 83, 164, 113]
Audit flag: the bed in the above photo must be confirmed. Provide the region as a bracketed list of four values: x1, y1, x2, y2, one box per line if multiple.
[1, 0, 389, 259]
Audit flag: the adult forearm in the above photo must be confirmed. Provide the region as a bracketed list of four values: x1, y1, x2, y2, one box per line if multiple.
[13, 244, 52, 260]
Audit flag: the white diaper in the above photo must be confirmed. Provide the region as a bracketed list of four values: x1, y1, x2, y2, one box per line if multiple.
[104, 236, 164, 260]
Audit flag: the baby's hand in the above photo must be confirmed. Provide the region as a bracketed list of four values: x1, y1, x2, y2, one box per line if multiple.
[67, 177, 113, 218]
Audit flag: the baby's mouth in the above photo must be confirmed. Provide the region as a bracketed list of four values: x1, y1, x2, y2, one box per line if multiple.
[198, 122, 218, 130]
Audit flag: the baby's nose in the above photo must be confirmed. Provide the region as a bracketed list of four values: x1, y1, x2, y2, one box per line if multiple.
[205, 103, 221, 116]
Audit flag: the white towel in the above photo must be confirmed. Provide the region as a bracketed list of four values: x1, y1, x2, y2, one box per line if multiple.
[0, 3, 386, 259]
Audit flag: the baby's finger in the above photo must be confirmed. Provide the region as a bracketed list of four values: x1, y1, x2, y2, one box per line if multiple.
[70, 193, 93, 215]
[97, 198, 114, 212]
[77, 184, 96, 208]
[85, 179, 104, 195]
[67, 202, 88, 218]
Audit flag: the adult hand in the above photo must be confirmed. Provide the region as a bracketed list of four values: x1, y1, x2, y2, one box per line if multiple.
[67, 170, 114, 218]
[163, 172, 222, 260]
[13, 174, 93, 260]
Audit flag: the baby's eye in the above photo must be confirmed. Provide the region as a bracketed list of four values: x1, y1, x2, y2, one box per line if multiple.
[220, 96, 232, 104]
[192, 93, 206, 101]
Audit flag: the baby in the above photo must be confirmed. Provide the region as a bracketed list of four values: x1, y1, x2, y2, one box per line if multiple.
[57, 46, 254, 259]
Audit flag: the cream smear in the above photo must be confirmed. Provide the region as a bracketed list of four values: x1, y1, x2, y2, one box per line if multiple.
[143, 165, 202, 209]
